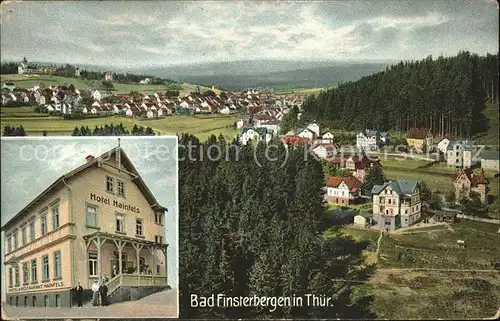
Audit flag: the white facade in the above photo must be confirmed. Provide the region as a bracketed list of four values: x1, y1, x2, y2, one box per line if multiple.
[356, 131, 379, 151]
[437, 139, 450, 154]
[306, 123, 320, 137]
[297, 129, 315, 140]
[312, 145, 335, 159]
[321, 132, 334, 143]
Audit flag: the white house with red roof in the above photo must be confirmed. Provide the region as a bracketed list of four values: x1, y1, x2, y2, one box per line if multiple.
[325, 176, 363, 206]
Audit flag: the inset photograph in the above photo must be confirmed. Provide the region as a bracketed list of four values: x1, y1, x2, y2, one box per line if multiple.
[1, 137, 178, 319]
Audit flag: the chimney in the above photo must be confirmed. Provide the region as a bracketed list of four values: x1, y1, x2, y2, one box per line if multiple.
[86, 155, 95, 163]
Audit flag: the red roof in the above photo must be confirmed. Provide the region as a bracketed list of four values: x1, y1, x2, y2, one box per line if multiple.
[326, 156, 346, 165]
[354, 155, 380, 169]
[455, 168, 488, 187]
[407, 127, 431, 140]
[326, 176, 363, 192]
[281, 136, 311, 145]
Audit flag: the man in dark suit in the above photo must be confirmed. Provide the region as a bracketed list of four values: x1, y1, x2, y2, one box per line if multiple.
[74, 282, 84, 307]
[99, 282, 109, 306]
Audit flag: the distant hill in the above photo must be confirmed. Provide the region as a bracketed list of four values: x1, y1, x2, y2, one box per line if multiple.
[131, 60, 392, 90]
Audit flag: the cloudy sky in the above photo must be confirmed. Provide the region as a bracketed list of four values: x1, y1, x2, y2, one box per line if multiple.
[0, 137, 178, 301]
[1, 0, 498, 68]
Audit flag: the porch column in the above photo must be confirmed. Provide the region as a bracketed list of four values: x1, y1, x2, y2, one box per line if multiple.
[148, 245, 156, 285]
[160, 246, 168, 282]
[113, 239, 126, 282]
[132, 243, 144, 283]
[93, 236, 103, 283]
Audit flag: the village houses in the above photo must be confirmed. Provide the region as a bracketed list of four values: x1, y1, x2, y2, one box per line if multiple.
[406, 127, 433, 152]
[454, 168, 489, 204]
[446, 140, 477, 169]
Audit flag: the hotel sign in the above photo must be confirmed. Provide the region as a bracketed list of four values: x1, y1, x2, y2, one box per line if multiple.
[90, 193, 140, 213]
[10, 281, 64, 293]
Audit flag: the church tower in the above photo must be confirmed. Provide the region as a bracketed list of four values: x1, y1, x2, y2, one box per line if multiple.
[18, 57, 28, 74]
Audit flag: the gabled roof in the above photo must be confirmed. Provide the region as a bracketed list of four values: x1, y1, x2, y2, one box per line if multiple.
[454, 168, 488, 186]
[371, 179, 420, 196]
[407, 127, 431, 140]
[326, 175, 363, 192]
[1, 146, 167, 231]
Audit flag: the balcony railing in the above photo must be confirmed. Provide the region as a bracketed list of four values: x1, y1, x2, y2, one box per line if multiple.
[108, 273, 168, 295]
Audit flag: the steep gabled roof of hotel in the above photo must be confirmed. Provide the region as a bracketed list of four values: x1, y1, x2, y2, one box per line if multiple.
[1, 146, 167, 231]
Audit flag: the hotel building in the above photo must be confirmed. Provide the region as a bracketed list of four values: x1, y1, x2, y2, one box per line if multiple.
[2, 146, 170, 307]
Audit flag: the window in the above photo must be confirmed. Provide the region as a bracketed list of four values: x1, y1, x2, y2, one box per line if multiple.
[52, 204, 60, 230]
[12, 230, 18, 250]
[88, 252, 98, 277]
[417, 204, 420, 211]
[154, 212, 163, 225]
[86, 206, 97, 227]
[405, 209, 408, 214]
[116, 214, 125, 233]
[21, 225, 27, 246]
[29, 220, 35, 242]
[41, 213, 47, 235]
[44, 295, 49, 307]
[388, 199, 392, 204]
[139, 257, 146, 273]
[54, 251, 61, 279]
[106, 176, 114, 192]
[55, 294, 61, 307]
[136, 219, 143, 236]
[31, 259, 37, 282]
[42, 255, 49, 281]
[22, 262, 29, 284]
[8, 267, 13, 288]
[156, 264, 161, 274]
[32, 296, 36, 307]
[155, 235, 163, 244]
[15, 266, 20, 286]
[7, 234, 12, 253]
[385, 221, 391, 225]
[117, 180, 125, 197]
[24, 296, 28, 307]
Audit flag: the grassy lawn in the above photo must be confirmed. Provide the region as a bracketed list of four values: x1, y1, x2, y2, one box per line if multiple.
[400, 225, 450, 233]
[277, 86, 331, 96]
[0, 114, 239, 141]
[1, 74, 92, 89]
[1, 74, 216, 96]
[354, 271, 500, 319]
[346, 219, 500, 319]
[377, 223, 500, 270]
[0, 106, 48, 117]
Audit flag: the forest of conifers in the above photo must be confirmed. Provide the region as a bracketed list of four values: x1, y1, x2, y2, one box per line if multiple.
[302, 51, 499, 138]
[178, 134, 376, 318]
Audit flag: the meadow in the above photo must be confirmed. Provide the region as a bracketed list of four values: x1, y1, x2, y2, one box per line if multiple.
[1, 106, 239, 141]
[0, 74, 216, 96]
[340, 220, 500, 319]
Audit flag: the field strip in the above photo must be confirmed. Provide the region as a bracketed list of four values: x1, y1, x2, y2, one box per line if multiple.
[377, 268, 498, 273]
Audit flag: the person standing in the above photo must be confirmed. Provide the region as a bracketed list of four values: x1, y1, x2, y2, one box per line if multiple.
[99, 282, 109, 306]
[91, 280, 100, 306]
[74, 282, 84, 307]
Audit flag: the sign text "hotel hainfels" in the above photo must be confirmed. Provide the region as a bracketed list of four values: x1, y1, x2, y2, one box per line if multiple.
[90, 193, 140, 213]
